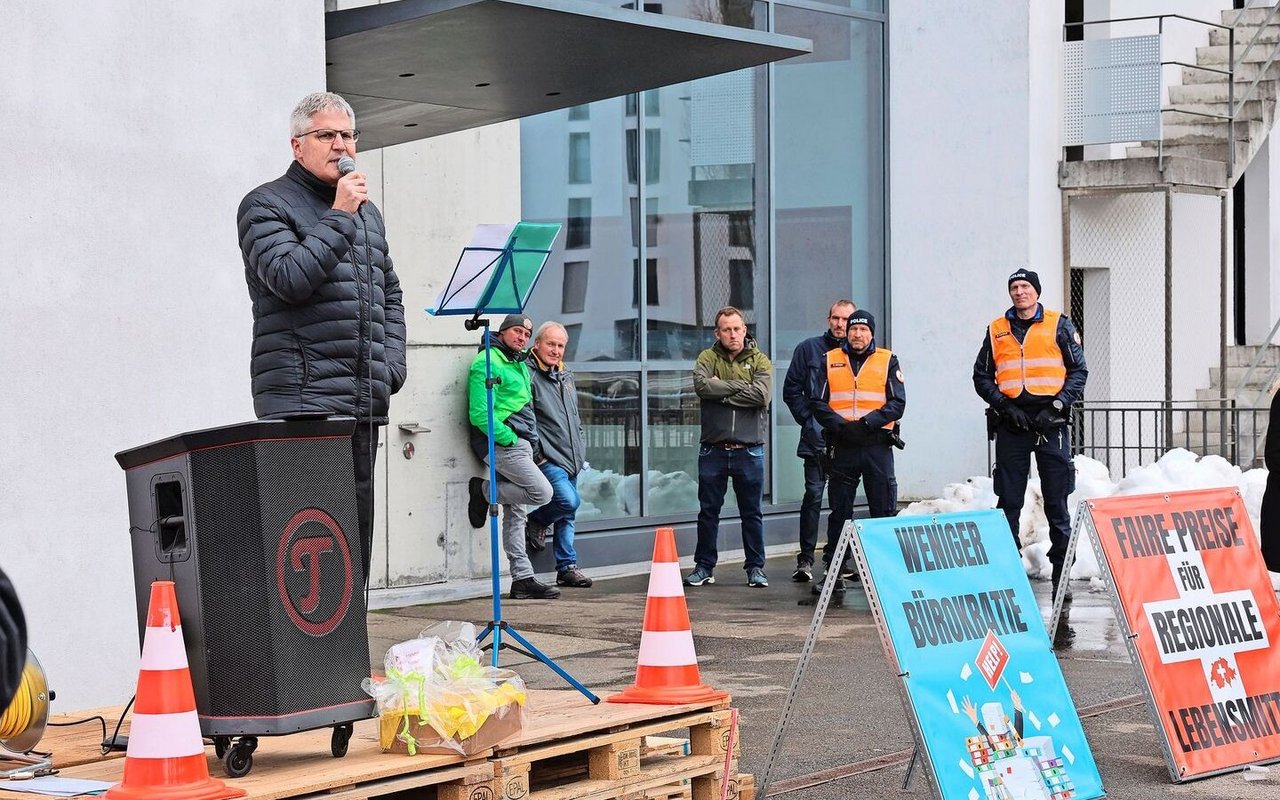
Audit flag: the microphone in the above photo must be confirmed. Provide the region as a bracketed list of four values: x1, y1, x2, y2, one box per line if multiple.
[338, 156, 357, 176]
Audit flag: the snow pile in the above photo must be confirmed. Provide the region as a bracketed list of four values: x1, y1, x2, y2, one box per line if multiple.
[903, 449, 1272, 587]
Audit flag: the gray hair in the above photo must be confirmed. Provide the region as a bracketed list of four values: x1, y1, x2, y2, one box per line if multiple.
[534, 321, 568, 342]
[290, 92, 356, 137]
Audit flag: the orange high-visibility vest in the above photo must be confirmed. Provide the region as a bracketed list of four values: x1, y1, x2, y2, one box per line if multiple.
[826, 347, 895, 429]
[989, 309, 1066, 398]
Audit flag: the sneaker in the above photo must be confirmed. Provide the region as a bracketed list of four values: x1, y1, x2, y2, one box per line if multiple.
[747, 567, 769, 588]
[791, 562, 813, 583]
[525, 520, 549, 553]
[840, 565, 859, 581]
[683, 565, 715, 586]
[556, 567, 593, 588]
[509, 577, 560, 600]
[811, 573, 846, 597]
[467, 477, 488, 528]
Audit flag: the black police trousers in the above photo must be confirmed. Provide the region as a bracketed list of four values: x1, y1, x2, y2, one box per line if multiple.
[821, 443, 897, 569]
[993, 424, 1075, 567]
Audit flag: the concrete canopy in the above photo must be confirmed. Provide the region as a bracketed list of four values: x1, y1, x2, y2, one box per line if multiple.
[325, 0, 811, 150]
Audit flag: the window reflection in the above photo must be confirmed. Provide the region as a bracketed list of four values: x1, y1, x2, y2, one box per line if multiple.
[774, 364, 804, 503]
[646, 370, 702, 515]
[575, 371, 641, 522]
[774, 7, 885, 354]
[521, 97, 639, 361]
[517, 0, 885, 525]
[645, 63, 769, 360]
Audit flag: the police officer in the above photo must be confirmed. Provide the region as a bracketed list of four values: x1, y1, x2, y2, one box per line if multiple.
[782, 299, 857, 582]
[973, 270, 1087, 606]
[811, 310, 905, 602]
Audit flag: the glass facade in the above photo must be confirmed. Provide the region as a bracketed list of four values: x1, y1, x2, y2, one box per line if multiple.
[519, 0, 886, 526]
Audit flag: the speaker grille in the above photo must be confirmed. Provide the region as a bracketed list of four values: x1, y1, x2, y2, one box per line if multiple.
[188, 436, 370, 721]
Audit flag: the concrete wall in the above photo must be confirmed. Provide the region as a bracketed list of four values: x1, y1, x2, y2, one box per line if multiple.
[1, 0, 321, 710]
[888, 2, 1033, 498]
[367, 125, 522, 593]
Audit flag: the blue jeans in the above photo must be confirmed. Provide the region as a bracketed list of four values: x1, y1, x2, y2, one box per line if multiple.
[695, 444, 766, 572]
[527, 463, 580, 572]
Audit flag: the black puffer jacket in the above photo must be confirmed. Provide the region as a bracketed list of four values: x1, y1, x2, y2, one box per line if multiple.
[238, 161, 407, 422]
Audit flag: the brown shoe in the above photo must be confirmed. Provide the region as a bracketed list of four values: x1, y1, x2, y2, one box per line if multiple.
[556, 567, 593, 588]
[525, 520, 548, 552]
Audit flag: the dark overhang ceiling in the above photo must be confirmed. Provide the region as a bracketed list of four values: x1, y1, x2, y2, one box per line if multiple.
[326, 0, 811, 150]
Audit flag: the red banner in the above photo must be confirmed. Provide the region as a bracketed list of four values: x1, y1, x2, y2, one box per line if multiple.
[1086, 487, 1280, 779]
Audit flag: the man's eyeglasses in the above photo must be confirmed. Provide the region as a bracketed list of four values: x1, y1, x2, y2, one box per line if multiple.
[297, 129, 360, 144]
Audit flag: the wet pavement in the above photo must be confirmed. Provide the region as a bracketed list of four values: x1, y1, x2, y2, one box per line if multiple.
[368, 553, 1278, 799]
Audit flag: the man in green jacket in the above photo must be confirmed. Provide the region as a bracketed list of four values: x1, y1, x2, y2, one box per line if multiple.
[684, 306, 774, 589]
[467, 314, 557, 599]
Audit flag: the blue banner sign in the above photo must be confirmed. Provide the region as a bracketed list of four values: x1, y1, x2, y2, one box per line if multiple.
[854, 510, 1105, 800]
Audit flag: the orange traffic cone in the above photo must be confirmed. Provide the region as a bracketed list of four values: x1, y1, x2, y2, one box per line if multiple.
[608, 528, 728, 705]
[107, 582, 245, 800]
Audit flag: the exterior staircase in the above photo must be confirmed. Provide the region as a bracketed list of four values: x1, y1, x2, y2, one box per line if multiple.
[1061, 4, 1280, 190]
[1181, 344, 1279, 467]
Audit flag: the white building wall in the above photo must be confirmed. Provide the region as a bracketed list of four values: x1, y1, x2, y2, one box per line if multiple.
[888, 2, 1032, 498]
[1171, 192, 1226, 401]
[1, 0, 321, 710]
[1244, 134, 1280, 345]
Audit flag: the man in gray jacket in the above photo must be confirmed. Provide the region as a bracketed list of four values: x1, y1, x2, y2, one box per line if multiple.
[238, 92, 407, 586]
[524, 322, 593, 588]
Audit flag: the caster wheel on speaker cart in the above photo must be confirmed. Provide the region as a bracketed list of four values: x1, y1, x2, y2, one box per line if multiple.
[331, 723, 352, 758]
[213, 736, 231, 759]
[224, 736, 258, 778]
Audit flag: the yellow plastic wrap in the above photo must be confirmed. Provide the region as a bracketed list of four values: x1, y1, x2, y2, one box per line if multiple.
[363, 622, 528, 756]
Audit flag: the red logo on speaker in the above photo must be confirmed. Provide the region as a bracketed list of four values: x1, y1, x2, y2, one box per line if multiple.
[276, 508, 353, 636]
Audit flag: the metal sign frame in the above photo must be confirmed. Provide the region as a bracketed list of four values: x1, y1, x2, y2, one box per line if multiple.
[1081, 490, 1280, 782]
[849, 512, 1106, 800]
[849, 518, 947, 800]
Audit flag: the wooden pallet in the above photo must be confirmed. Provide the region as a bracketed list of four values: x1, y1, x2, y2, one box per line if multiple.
[1, 715, 493, 800]
[35, 705, 131, 768]
[484, 690, 748, 800]
[3, 690, 752, 800]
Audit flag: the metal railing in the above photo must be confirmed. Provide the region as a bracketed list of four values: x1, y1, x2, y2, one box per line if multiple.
[1063, 4, 1280, 181]
[1069, 400, 1269, 477]
[1225, 2, 1280, 181]
[1232, 315, 1280, 406]
[987, 400, 1269, 479]
[1063, 14, 1233, 176]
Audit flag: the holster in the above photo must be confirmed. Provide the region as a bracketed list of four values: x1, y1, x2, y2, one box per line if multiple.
[890, 425, 906, 450]
[985, 408, 1000, 441]
[818, 446, 834, 480]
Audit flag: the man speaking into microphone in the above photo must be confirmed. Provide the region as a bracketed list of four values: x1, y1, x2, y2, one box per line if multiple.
[237, 92, 408, 587]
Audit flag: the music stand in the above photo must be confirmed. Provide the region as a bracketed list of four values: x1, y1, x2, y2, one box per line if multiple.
[428, 222, 598, 703]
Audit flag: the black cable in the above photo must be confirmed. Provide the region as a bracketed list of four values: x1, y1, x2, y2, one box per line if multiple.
[101, 695, 135, 755]
[46, 714, 108, 752]
[129, 519, 176, 583]
[357, 205, 375, 612]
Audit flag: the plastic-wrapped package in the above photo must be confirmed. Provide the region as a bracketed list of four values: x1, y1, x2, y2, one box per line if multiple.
[364, 622, 528, 756]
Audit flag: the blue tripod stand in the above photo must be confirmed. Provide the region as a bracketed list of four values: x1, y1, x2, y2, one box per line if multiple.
[428, 223, 597, 703]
